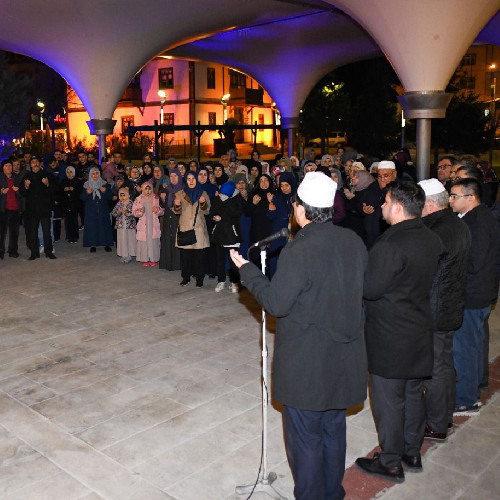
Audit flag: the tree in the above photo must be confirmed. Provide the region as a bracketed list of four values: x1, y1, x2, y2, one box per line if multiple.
[430, 69, 490, 155]
[0, 52, 31, 157]
[300, 78, 350, 145]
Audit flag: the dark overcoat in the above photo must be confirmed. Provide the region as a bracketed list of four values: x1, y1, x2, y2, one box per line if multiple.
[364, 217, 441, 379]
[80, 185, 113, 247]
[240, 221, 368, 411]
[422, 208, 471, 330]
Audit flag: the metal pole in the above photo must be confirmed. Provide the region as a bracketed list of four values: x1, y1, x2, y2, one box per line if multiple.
[98, 134, 106, 164]
[154, 120, 159, 159]
[287, 128, 294, 158]
[416, 118, 431, 181]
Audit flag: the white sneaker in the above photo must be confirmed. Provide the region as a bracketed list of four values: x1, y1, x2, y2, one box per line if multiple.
[215, 282, 225, 293]
[231, 283, 238, 294]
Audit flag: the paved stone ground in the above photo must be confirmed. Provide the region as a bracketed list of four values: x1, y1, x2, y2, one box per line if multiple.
[0, 237, 498, 499]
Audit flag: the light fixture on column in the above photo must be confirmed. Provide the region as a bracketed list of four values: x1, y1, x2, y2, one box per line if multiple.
[221, 93, 230, 123]
[158, 90, 166, 124]
[37, 99, 45, 131]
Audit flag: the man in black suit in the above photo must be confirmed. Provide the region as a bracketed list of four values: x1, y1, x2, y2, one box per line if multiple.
[356, 181, 441, 483]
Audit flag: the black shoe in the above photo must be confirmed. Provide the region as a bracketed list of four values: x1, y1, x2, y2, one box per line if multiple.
[9, 252, 19, 258]
[355, 454, 405, 483]
[196, 280, 204, 288]
[104, 246, 112, 252]
[208, 274, 216, 279]
[180, 279, 190, 286]
[28, 254, 39, 261]
[424, 425, 447, 442]
[402, 454, 422, 472]
[0, 253, 4, 260]
[46, 253, 57, 259]
[90, 247, 97, 253]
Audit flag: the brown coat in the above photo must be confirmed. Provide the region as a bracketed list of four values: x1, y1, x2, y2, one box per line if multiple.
[173, 190, 211, 249]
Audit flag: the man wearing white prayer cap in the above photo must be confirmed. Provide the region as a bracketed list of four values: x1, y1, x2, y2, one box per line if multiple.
[418, 178, 471, 441]
[231, 171, 368, 499]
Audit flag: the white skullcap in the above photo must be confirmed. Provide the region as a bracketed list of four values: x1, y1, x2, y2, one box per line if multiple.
[378, 160, 396, 170]
[418, 178, 446, 196]
[369, 162, 379, 173]
[297, 172, 337, 208]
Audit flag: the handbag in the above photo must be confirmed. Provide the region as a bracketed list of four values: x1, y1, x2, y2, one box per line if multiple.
[177, 201, 200, 246]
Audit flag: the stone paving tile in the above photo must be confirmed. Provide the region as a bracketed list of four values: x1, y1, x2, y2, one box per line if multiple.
[1, 471, 92, 500]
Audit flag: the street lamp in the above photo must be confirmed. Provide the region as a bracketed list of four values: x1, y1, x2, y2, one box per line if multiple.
[158, 90, 166, 124]
[37, 99, 45, 131]
[221, 93, 230, 123]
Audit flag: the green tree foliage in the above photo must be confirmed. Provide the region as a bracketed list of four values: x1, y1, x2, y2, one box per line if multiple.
[300, 78, 350, 142]
[0, 52, 31, 157]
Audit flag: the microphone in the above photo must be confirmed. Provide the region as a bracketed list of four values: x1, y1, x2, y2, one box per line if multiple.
[252, 227, 290, 248]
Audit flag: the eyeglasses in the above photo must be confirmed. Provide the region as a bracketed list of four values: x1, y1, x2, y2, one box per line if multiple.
[449, 193, 472, 199]
[378, 173, 393, 179]
[437, 164, 452, 169]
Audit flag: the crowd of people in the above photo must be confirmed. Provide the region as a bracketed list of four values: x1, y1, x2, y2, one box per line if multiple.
[0, 144, 498, 497]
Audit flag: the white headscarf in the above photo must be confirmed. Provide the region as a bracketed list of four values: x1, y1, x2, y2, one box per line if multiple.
[83, 167, 106, 199]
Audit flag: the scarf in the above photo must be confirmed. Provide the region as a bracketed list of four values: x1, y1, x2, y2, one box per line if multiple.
[83, 167, 106, 199]
[352, 170, 375, 192]
[183, 171, 204, 205]
[197, 166, 217, 200]
[166, 167, 184, 208]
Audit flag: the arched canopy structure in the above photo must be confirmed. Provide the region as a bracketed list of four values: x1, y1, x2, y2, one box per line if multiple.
[168, 11, 380, 121]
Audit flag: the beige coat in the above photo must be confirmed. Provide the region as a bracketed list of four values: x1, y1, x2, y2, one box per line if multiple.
[173, 190, 211, 249]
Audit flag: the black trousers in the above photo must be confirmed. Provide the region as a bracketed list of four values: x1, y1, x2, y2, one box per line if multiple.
[0, 210, 20, 255]
[180, 248, 205, 283]
[26, 214, 53, 256]
[482, 318, 489, 386]
[370, 373, 425, 468]
[64, 211, 80, 242]
[283, 405, 346, 500]
[424, 330, 455, 432]
[215, 245, 239, 284]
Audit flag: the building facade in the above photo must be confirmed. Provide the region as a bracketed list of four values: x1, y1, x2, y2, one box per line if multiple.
[67, 57, 278, 155]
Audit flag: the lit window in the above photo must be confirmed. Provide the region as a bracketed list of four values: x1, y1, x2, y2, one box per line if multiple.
[159, 67, 174, 89]
[208, 112, 217, 125]
[164, 113, 174, 133]
[121, 116, 134, 134]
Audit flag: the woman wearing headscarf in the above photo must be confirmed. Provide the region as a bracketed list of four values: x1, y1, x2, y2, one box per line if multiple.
[152, 164, 169, 197]
[210, 180, 245, 293]
[197, 166, 218, 278]
[173, 170, 211, 287]
[233, 172, 252, 261]
[343, 169, 380, 248]
[80, 167, 113, 252]
[247, 162, 262, 189]
[245, 174, 274, 270]
[159, 167, 183, 272]
[329, 168, 346, 226]
[214, 163, 229, 187]
[267, 171, 296, 276]
[132, 180, 164, 266]
[140, 162, 154, 183]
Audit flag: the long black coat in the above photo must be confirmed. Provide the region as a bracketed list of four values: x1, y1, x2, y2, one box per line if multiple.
[240, 222, 368, 411]
[461, 204, 500, 308]
[422, 208, 471, 331]
[364, 218, 441, 379]
[210, 193, 244, 246]
[20, 169, 55, 217]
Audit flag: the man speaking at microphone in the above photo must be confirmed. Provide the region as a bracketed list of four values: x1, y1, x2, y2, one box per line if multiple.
[231, 172, 368, 500]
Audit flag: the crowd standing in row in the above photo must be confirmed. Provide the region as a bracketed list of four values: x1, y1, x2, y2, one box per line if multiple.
[0, 145, 498, 498]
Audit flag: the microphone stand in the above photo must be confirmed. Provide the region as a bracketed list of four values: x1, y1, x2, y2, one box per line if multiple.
[236, 246, 287, 499]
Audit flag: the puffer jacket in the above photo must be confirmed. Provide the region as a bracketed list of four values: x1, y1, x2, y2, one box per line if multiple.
[423, 208, 471, 330]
